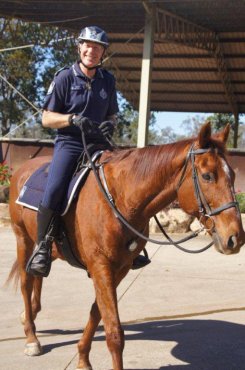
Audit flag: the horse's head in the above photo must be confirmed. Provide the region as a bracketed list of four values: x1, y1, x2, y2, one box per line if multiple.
[177, 121, 245, 255]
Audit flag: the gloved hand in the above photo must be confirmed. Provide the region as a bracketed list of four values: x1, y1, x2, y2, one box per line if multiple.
[71, 115, 102, 137]
[71, 115, 93, 133]
[99, 120, 115, 138]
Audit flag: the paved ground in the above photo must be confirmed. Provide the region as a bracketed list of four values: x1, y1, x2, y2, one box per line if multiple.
[1, 225, 245, 370]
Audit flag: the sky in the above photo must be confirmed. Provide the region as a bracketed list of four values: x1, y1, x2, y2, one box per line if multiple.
[154, 112, 208, 135]
[154, 111, 245, 135]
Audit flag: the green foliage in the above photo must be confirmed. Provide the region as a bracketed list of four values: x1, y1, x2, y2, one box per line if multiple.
[206, 113, 235, 147]
[180, 113, 244, 148]
[0, 18, 76, 138]
[236, 192, 245, 213]
[0, 162, 12, 185]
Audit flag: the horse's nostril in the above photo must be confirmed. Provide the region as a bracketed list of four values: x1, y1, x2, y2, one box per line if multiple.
[227, 235, 238, 250]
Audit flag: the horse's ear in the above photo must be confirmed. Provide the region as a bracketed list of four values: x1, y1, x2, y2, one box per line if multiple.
[198, 121, 211, 148]
[214, 123, 230, 144]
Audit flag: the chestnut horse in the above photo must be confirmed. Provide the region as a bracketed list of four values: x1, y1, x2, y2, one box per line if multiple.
[7, 122, 245, 370]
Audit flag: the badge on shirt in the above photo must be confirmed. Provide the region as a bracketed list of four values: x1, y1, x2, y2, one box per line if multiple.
[100, 88, 107, 99]
[47, 81, 55, 95]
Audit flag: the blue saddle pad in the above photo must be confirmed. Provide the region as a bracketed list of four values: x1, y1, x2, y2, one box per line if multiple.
[16, 151, 103, 215]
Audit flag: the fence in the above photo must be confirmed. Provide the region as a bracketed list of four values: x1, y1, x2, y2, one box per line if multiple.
[0, 138, 245, 192]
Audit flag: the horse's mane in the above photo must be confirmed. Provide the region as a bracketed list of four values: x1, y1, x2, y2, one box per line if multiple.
[106, 138, 192, 182]
[106, 134, 227, 182]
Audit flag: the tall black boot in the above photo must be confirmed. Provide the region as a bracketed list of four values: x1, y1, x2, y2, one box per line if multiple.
[26, 205, 55, 277]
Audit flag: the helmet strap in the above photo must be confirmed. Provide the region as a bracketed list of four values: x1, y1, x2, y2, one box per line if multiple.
[79, 57, 103, 71]
[77, 43, 105, 71]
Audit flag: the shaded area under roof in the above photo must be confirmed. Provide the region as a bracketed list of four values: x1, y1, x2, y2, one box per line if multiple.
[1, 0, 245, 115]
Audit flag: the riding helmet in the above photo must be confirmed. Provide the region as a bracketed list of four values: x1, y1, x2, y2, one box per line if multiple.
[78, 26, 109, 48]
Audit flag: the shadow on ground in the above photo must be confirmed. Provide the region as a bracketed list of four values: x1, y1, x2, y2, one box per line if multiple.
[38, 318, 245, 369]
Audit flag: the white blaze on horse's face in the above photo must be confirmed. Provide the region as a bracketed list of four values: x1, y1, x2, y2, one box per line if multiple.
[211, 156, 243, 254]
[221, 158, 230, 177]
[221, 158, 240, 221]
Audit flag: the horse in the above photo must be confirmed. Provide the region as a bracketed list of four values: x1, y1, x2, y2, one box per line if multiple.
[7, 122, 245, 370]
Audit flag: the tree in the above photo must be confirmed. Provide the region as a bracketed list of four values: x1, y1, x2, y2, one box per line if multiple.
[0, 18, 76, 138]
[0, 19, 39, 135]
[156, 126, 184, 144]
[206, 113, 240, 147]
[180, 112, 244, 148]
[181, 114, 207, 138]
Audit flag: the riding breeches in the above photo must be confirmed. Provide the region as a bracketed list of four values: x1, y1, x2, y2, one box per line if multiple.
[41, 137, 83, 213]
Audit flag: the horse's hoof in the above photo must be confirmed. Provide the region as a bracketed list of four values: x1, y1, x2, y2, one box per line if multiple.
[24, 342, 42, 356]
[75, 367, 93, 370]
[20, 310, 25, 325]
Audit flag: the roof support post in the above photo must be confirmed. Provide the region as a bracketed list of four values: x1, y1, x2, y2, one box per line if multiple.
[137, 4, 155, 148]
[233, 112, 239, 148]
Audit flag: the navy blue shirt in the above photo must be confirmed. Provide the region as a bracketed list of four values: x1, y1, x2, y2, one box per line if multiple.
[43, 61, 119, 136]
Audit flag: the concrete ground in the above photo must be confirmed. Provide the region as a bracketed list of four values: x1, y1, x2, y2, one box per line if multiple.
[1, 225, 245, 370]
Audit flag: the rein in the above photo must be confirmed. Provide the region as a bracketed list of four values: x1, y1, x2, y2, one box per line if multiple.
[81, 133, 237, 253]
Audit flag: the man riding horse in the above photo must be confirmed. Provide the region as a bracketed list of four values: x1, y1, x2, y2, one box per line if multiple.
[26, 26, 150, 277]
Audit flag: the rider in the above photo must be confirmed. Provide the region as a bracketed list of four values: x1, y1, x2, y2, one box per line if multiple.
[26, 26, 150, 277]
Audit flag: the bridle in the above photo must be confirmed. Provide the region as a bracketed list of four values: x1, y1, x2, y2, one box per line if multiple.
[177, 144, 239, 231]
[81, 132, 239, 254]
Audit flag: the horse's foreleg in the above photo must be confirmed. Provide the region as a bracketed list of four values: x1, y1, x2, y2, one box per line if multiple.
[15, 227, 42, 356]
[77, 301, 101, 370]
[77, 266, 129, 370]
[94, 269, 124, 370]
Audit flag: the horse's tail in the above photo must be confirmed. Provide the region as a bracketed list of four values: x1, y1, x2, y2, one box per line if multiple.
[4, 259, 20, 291]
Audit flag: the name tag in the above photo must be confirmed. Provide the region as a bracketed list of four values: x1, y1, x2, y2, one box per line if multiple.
[71, 85, 84, 91]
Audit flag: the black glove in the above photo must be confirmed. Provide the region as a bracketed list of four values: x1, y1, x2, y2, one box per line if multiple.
[99, 120, 115, 138]
[70, 115, 102, 137]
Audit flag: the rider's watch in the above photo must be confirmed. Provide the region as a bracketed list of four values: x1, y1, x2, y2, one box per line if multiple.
[68, 114, 77, 126]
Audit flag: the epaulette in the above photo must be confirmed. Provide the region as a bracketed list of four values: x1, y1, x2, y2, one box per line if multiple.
[54, 66, 69, 76]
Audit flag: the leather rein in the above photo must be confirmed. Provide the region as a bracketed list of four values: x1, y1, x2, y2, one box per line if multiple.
[81, 133, 238, 254]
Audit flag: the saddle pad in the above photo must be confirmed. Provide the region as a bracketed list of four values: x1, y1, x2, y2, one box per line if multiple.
[16, 151, 103, 215]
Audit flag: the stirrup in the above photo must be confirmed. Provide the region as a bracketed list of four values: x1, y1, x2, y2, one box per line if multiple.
[26, 241, 52, 277]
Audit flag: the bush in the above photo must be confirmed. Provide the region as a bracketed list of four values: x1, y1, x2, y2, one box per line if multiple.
[236, 192, 245, 213]
[0, 162, 12, 186]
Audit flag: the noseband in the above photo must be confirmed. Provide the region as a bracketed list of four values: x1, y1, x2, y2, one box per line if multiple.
[177, 144, 239, 230]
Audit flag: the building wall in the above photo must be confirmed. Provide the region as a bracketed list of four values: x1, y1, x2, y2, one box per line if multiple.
[1, 139, 245, 192]
[0, 139, 54, 172]
[227, 150, 245, 193]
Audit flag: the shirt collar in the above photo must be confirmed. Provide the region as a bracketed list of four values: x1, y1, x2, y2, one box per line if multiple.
[73, 61, 104, 80]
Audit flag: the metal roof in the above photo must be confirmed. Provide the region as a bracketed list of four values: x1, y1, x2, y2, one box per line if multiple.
[1, 0, 245, 115]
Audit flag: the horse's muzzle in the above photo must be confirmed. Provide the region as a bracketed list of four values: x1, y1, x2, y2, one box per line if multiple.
[212, 230, 244, 255]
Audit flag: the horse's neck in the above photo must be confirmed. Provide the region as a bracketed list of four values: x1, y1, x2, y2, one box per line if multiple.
[118, 143, 191, 219]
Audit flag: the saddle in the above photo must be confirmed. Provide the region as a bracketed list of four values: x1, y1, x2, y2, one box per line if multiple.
[17, 146, 105, 215]
[17, 144, 109, 271]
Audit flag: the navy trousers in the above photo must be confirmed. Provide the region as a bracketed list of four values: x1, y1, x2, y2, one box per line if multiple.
[41, 136, 83, 212]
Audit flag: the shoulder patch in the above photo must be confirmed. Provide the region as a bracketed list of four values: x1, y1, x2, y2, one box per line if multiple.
[54, 66, 69, 77]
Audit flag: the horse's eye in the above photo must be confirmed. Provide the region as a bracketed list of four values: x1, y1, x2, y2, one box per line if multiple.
[202, 172, 214, 182]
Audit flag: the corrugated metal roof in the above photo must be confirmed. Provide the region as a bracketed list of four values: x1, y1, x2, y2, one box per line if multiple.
[1, 0, 245, 114]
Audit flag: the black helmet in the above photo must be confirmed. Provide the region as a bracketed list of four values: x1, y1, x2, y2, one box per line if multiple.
[78, 26, 109, 48]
